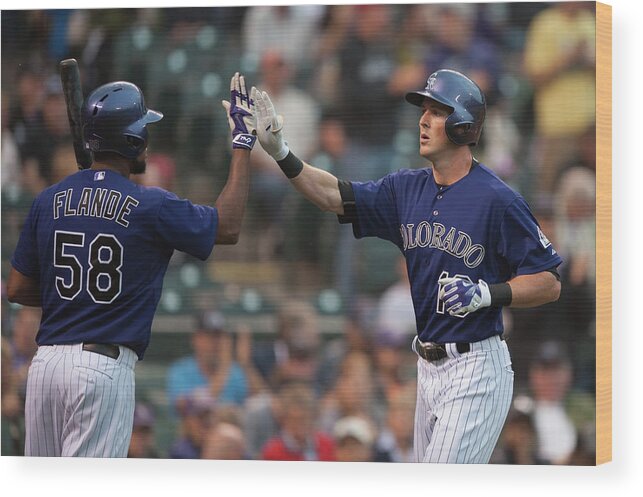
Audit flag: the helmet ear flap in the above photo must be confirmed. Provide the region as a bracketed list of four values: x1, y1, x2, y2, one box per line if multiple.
[124, 135, 146, 156]
[449, 123, 472, 145]
[445, 109, 480, 146]
[124, 123, 149, 156]
[445, 113, 469, 146]
[126, 135, 144, 148]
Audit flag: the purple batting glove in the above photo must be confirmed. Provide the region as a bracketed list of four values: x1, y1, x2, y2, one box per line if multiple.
[438, 277, 492, 317]
[223, 72, 256, 150]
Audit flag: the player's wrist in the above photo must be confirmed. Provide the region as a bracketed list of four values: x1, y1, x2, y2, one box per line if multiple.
[276, 149, 304, 179]
[272, 143, 290, 162]
[232, 133, 256, 150]
[488, 282, 512, 307]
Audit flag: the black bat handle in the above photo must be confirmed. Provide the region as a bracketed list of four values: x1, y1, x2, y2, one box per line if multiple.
[60, 59, 93, 169]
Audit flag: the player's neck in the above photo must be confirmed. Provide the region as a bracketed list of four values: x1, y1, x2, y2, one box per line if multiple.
[91, 161, 131, 179]
[430, 148, 474, 186]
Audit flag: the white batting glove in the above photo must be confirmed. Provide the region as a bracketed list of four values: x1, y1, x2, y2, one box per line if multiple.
[222, 72, 256, 150]
[251, 87, 289, 161]
[438, 277, 492, 317]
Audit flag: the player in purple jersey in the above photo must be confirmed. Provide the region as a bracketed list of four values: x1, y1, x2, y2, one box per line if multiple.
[7, 73, 256, 457]
[251, 69, 562, 463]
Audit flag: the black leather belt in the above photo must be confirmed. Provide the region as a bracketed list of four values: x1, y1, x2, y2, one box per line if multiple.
[414, 339, 470, 362]
[82, 343, 120, 360]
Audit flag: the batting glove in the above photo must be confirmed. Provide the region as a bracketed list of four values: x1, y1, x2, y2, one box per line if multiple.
[222, 72, 256, 150]
[438, 277, 492, 317]
[252, 87, 289, 161]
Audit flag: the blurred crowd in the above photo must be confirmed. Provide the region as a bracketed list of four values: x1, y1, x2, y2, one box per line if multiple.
[2, 3, 597, 464]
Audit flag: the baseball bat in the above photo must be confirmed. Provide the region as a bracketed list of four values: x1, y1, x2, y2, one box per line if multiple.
[59, 58, 93, 169]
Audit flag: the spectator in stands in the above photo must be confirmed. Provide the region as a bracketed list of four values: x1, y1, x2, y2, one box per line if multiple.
[8, 65, 47, 195]
[301, 113, 363, 298]
[317, 306, 371, 394]
[491, 406, 542, 465]
[333, 415, 376, 462]
[38, 76, 72, 185]
[283, 112, 348, 278]
[128, 402, 162, 458]
[554, 166, 596, 287]
[8, 65, 44, 159]
[423, 4, 501, 96]
[334, 4, 398, 179]
[252, 300, 320, 388]
[261, 382, 335, 461]
[318, 351, 380, 433]
[166, 311, 249, 415]
[528, 341, 577, 465]
[311, 5, 355, 107]
[552, 165, 596, 392]
[202, 421, 247, 460]
[168, 395, 216, 459]
[248, 50, 321, 260]
[371, 328, 416, 410]
[243, 383, 283, 460]
[242, 5, 326, 69]
[269, 325, 321, 390]
[376, 256, 416, 339]
[373, 383, 416, 463]
[523, 2, 596, 196]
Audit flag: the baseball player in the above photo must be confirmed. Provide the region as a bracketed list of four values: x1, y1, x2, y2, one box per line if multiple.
[6, 72, 257, 457]
[251, 69, 562, 463]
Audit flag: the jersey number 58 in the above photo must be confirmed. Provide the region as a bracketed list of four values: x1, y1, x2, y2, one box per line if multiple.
[54, 230, 123, 304]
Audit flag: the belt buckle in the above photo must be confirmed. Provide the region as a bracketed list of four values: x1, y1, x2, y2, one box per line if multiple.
[417, 340, 447, 362]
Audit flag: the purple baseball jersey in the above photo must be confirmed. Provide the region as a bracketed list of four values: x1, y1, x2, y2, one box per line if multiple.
[11, 169, 218, 358]
[348, 161, 562, 344]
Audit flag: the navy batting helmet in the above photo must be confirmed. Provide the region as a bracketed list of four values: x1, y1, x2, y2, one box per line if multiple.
[81, 81, 163, 159]
[405, 69, 486, 146]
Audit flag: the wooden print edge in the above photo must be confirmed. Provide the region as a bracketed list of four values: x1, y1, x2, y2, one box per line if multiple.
[595, 0, 612, 465]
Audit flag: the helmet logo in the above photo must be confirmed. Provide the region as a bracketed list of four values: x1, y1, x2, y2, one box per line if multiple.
[427, 75, 437, 91]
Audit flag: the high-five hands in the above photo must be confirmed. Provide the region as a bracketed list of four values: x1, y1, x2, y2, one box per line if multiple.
[222, 72, 256, 150]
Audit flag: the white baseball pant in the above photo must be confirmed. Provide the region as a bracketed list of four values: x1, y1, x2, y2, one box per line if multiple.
[412, 335, 514, 463]
[24, 343, 138, 457]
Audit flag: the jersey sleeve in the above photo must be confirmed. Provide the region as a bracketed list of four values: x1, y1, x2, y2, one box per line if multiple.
[351, 175, 403, 247]
[156, 192, 218, 261]
[11, 197, 41, 279]
[498, 197, 563, 275]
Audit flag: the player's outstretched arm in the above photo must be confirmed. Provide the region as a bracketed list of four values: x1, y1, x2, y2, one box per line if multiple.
[252, 88, 344, 215]
[216, 73, 255, 244]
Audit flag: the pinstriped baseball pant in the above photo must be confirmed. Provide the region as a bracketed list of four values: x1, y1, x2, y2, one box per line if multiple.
[412, 335, 514, 463]
[24, 343, 138, 457]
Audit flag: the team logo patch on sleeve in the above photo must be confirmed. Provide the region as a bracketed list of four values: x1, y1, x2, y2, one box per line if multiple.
[94, 171, 105, 181]
[537, 226, 551, 248]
